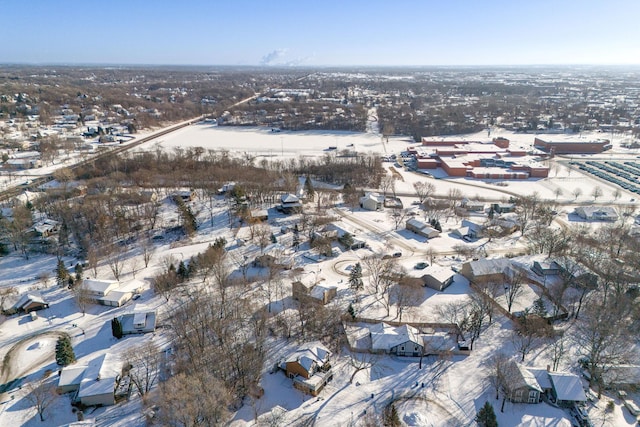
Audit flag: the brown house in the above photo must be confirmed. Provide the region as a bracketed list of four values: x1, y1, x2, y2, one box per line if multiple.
[1, 291, 49, 315]
[292, 281, 337, 305]
[281, 342, 333, 396]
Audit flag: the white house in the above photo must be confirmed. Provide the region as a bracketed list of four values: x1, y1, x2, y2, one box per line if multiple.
[360, 192, 384, 211]
[405, 218, 440, 238]
[574, 206, 618, 221]
[77, 353, 122, 407]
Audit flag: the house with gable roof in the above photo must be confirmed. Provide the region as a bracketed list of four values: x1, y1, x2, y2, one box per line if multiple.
[281, 342, 333, 396]
[370, 323, 424, 357]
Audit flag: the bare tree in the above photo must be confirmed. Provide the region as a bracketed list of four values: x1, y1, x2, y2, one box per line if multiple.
[591, 186, 603, 201]
[105, 246, 126, 281]
[504, 270, 526, 313]
[572, 187, 582, 200]
[387, 207, 408, 230]
[151, 371, 231, 426]
[23, 374, 57, 422]
[393, 277, 422, 322]
[140, 238, 155, 268]
[572, 295, 633, 396]
[413, 181, 436, 204]
[349, 353, 379, 383]
[549, 333, 567, 371]
[125, 341, 162, 397]
[72, 280, 92, 316]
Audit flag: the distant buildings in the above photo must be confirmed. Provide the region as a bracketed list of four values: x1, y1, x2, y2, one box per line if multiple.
[416, 137, 549, 179]
[533, 137, 611, 154]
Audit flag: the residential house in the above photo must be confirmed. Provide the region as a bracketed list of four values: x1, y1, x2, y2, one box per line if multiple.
[370, 323, 423, 357]
[249, 208, 269, 222]
[324, 223, 366, 249]
[33, 219, 59, 238]
[281, 342, 333, 396]
[77, 353, 122, 407]
[57, 365, 88, 394]
[491, 203, 516, 214]
[82, 279, 143, 307]
[508, 362, 543, 404]
[359, 192, 384, 211]
[531, 260, 561, 277]
[548, 372, 587, 407]
[460, 258, 513, 285]
[574, 206, 618, 222]
[117, 305, 157, 335]
[2, 291, 49, 315]
[279, 193, 302, 214]
[421, 266, 456, 291]
[405, 218, 441, 239]
[252, 244, 293, 269]
[292, 281, 337, 305]
[453, 219, 485, 240]
[460, 199, 485, 212]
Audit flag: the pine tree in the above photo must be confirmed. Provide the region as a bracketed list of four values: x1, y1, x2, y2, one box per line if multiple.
[532, 297, 547, 318]
[56, 259, 69, 287]
[476, 401, 498, 427]
[383, 403, 401, 427]
[111, 317, 123, 339]
[349, 262, 364, 291]
[55, 334, 76, 366]
[177, 261, 189, 281]
[347, 303, 356, 320]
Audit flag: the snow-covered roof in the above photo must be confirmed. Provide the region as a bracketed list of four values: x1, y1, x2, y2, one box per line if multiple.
[77, 353, 121, 399]
[58, 365, 87, 388]
[286, 342, 331, 373]
[549, 372, 586, 402]
[527, 367, 553, 390]
[514, 363, 543, 392]
[370, 323, 421, 351]
[423, 266, 455, 283]
[83, 279, 119, 295]
[465, 258, 512, 277]
[13, 291, 46, 310]
[309, 285, 336, 300]
[281, 193, 300, 204]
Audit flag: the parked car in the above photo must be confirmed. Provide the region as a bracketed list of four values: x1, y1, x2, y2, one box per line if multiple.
[392, 251, 402, 258]
[414, 262, 428, 270]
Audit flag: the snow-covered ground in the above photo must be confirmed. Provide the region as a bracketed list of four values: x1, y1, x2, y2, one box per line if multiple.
[0, 124, 638, 426]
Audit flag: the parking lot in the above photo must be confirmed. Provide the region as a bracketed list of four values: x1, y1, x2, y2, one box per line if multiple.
[573, 160, 640, 194]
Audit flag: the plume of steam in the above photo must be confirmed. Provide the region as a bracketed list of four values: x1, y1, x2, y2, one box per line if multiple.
[260, 49, 288, 66]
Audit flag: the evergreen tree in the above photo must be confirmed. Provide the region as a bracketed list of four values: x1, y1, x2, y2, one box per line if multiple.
[177, 261, 189, 281]
[347, 303, 356, 320]
[304, 175, 315, 201]
[532, 297, 547, 318]
[55, 334, 76, 366]
[74, 263, 84, 282]
[349, 262, 364, 291]
[476, 401, 498, 427]
[270, 233, 277, 244]
[434, 220, 442, 232]
[383, 403, 401, 427]
[111, 317, 123, 339]
[56, 259, 69, 287]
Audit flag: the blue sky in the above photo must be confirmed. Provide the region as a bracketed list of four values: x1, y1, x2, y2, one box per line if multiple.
[1, 0, 639, 66]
